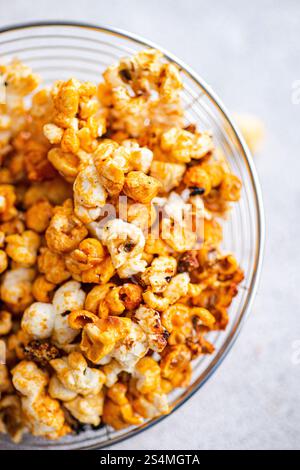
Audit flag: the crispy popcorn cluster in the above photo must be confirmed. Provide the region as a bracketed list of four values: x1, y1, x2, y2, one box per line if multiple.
[0, 49, 244, 443]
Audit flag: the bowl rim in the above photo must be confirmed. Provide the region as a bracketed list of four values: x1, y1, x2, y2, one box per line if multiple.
[0, 21, 265, 450]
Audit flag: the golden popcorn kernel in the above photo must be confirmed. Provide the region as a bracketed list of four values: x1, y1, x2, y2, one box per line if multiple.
[25, 199, 53, 233]
[6, 230, 41, 266]
[81, 256, 115, 284]
[220, 173, 242, 202]
[61, 127, 80, 154]
[183, 165, 211, 196]
[123, 171, 161, 203]
[134, 357, 161, 394]
[32, 275, 56, 303]
[201, 162, 225, 188]
[53, 79, 80, 116]
[38, 247, 71, 284]
[45, 200, 88, 254]
[96, 158, 125, 197]
[119, 283, 143, 311]
[43, 123, 63, 145]
[47, 148, 80, 182]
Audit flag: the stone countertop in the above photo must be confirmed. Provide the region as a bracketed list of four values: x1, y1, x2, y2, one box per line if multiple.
[1, 0, 299, 450]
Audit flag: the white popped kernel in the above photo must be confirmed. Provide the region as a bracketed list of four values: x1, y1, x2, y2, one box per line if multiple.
[21, 302, 55, 339]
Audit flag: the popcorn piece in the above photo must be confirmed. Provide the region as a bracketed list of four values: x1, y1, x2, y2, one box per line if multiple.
[100, 49, 183, 136]
[134, 305, 168, 352]
[21, 302, 55, 339]
[103, 383, 143, 429]
[150, 161, 186, 192]
[38, 247, 71, 284]
[94, 141, 130, 197]
[64, 392, 104, 426]
[51, 280, 86, 346]
[25, 200, 53, 233]
[65, 237, 105, 277]
[80, 316, 132, 364]
[132, 391, 169, 419]
[96, 156, 125, 197]
[52, 280, 86, 315]
[84, 284, 114, 316]
[50, 352, 105, 396]
[101, 321, 148, 372]
[43, 123, 64, 144]
[23, 138, 56, 183]
[12, 361, 69, 439]
[133, 357, 161, 394]
[160, 344, 192, 388]
[141, 256, 177, 293]
[123, 171, 161, 204]
[123, 140, 153, 173]
[117, 283, 143, 311]
[81, 255, 116, 284]
[48, 375, 77, 402]
[142, 290, 170, 312]
[32, 275, 56, 303]
[12, 360, 48, 398]
[0, 267, 35, 313]
[67, 309, 99, 329]
[23, 340, 60, 366]
[6, 230, 40, 266]
[0, 59, 39, 105]
[100, 218, 146, 275]
[219, 173, 242, 202]
[46, 199, 88, 254]
[73, 162, 107, 223]
[44, 78, 106, 160]
[200, 161, 225, 188]
[101, 359, 123, 387]
[163, 272, 190, 304]
[116, 256, 147, 279]
[183, 165, 211, 196]
[47, 148, 80, 183]
[161, 303, 191, 334]
[161, 128, 213, 163]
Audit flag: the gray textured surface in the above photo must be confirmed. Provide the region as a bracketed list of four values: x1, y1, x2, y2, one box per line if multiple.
[1, 0, 300, 450]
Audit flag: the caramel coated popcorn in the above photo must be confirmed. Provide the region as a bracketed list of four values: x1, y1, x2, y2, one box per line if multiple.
[0, 49, 244, 442]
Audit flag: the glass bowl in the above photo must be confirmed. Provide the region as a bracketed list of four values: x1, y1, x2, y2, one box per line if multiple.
[0, 22, 265, 450]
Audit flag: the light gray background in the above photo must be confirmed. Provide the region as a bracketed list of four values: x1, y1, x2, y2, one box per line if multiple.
[1, 0, 299, 451]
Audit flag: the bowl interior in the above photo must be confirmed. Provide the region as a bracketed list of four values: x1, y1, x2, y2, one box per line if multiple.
[0, 23, 264, 449]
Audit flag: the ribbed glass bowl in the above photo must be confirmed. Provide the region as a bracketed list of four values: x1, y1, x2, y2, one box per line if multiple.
[0, 22, 264, 450]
